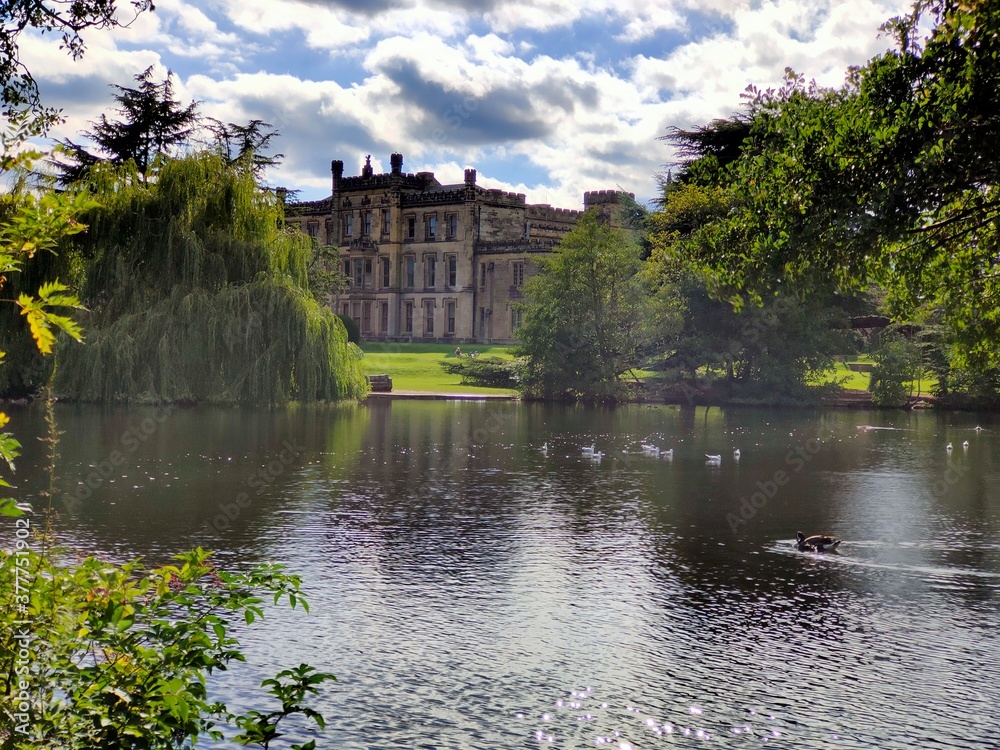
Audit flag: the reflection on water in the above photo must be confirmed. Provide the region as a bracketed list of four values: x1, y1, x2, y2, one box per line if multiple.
[6, 401, 1000, 748]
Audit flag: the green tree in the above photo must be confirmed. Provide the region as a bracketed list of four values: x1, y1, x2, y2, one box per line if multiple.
[0, 0, 154, 127]
[55, 67, 199, 184]
[208, 118, 284, 178]
[679, 2, 1000, 371]
[53, 153, 367, 404]
[868, 333, 922, 408]
[645, 142, 858, 400]
[517, 210, 648, 400]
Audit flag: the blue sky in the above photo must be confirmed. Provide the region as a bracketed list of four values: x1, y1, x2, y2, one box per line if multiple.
[26, 0, 913, 208]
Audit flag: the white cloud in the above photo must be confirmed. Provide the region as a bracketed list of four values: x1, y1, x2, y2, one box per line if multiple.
[20, 0, 916, 211]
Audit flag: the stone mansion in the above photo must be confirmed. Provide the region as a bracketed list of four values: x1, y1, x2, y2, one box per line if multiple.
[283, 153, 632, 344]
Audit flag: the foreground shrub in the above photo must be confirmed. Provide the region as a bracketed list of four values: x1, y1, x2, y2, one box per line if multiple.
[0, 534, 334, 750]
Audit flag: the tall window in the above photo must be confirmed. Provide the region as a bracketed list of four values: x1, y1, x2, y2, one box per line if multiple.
[447, 255, 457, 287]
[382, 210, 391, 235]
[405, 256, 415, 288]
[426, 215, 437, 240]
[479, 262, 487, 290]
[424, 255, 436, 289]
[446, 301, 456, 335]
[307, 222, 319, 239]
[511, 307, 523, 333]
[343, 259, 350, 281]
[351, 301, 361, 327]
[364, 258, 373, 288]
[381, 257, 390, 288]
[406, 216, 415, 239]
[353, 258, 363, 288]
[363, 211, 372, 236]
[362, 301, 372, 333]
[424, 301, 435, 336]
[403, 302, 413, 334]
[512, 261, 525, 288]
[380, 302, 389, 334]
[448, 214, 458, 238]
[342, 302, 349, 317]
[344, 214, 353, 238]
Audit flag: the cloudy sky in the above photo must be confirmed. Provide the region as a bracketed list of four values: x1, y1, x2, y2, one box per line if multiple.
[26, 0, 912, 208]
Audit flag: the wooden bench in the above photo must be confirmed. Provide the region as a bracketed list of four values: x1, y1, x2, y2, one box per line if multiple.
[367, 374, 393, 392]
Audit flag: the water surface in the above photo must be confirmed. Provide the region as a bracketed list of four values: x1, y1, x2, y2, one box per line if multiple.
[7, 402, 1000, 748]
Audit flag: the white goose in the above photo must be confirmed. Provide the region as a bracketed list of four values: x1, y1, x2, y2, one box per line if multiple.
[705, 453, 722, 465]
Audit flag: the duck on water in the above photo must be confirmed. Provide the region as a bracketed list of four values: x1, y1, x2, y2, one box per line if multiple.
[796, 532, 842, 553]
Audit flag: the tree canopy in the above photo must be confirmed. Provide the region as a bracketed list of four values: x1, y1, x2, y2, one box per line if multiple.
[679, 1, 1000, 369]
[53, 153, 367, 404]
[0, 0, 154, 127]
[55, 66, 199, 184]
[517, 210, 650, 400]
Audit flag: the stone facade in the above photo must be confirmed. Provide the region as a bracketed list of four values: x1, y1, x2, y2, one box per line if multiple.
[284, 153, 632, 344]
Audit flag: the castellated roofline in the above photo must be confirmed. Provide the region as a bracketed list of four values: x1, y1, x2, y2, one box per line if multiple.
[303, 154, 633, 214]
[583, 189, 635, 206]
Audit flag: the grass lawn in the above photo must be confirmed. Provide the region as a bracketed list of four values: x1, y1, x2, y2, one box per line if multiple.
[817, 357, 937, 396]
[358, 342, 519, 395]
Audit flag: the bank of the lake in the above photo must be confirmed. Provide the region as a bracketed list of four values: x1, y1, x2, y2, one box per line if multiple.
[354, 344, 949, 410]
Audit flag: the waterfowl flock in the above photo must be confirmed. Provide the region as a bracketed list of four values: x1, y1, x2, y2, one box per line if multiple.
[536, 442, 742, 465]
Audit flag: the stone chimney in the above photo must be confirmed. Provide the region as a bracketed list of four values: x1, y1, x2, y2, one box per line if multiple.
[390, 153, 403, 175]
[331, 160, 344, 193]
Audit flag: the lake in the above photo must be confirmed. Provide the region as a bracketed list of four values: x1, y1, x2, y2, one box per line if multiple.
[6, 401, 1000, 749]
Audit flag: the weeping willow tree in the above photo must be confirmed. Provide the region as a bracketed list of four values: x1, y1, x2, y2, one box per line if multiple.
[55, 152, 367, 403]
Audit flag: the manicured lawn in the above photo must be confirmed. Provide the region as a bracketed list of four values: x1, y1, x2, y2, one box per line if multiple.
[358, 342, 519, 394]
[817, 357, 937, 395]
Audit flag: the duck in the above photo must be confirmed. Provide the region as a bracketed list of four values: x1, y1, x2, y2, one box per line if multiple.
[581, 444, 596, 456]
[795, 531, 842, 552]
[962, 440, 969, 450]
[705, 453, 722, 464]
[733, 448, 741, 460]
[587, 451, 604, 461]
[541, 442, 549, 455]
[946, 442, 953, 452]
[662, 448, 674, 459]
[975, 425, 983, 433]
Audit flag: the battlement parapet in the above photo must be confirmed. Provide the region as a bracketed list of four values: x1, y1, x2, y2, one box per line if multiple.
[476, 187, 526, 207]
[526, 204, 583, 219]
[583, 189, 634, 206]
[336, 172, 431, 192]
[401, 188, 468, 207]
[285, 198, 332, 216]
[476, 238, 560, 255]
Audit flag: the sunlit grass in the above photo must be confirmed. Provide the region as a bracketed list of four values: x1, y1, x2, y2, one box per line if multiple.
[358, 342, 518, 395]
[815, 357, 937, 396]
